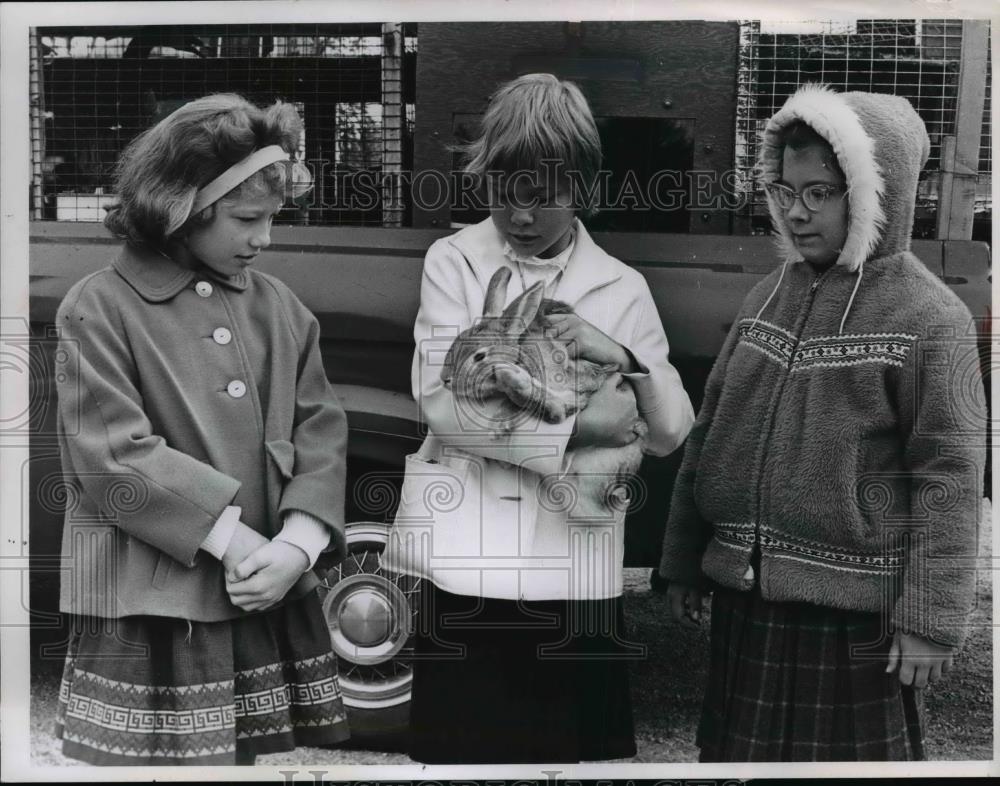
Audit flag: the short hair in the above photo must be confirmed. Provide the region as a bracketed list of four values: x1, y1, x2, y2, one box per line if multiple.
[777, 119, 845, 180]
[104, 93, 311, 250]
[460, 73, 603, 215]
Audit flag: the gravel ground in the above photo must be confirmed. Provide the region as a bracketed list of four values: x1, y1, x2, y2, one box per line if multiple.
[29, 502, 992, 767]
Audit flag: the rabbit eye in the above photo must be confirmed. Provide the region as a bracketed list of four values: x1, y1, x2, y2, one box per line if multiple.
[473, 350, 487, 362]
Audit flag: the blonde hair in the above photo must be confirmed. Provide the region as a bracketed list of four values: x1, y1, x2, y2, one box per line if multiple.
[461, 73, 603, 215]
[104, 93, 311, 250]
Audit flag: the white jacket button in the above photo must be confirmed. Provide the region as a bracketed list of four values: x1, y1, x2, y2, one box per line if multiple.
[195, 281, 213, 297]
[227, 380, 247, 398]
[213, 327, 232, 345]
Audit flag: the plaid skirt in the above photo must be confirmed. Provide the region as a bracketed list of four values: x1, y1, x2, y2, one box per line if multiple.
[697, 584, 924, 762]
[54, 594, 350, 766]
[408, 584, 639, 764]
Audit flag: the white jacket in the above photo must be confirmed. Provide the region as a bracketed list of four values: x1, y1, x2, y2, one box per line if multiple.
[381, 219, 694, 600]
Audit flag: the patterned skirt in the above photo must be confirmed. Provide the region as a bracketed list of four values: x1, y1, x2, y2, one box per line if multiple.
[54, 594, 350, 765]
[697, 584, 923, 762]
[408, 584, 639, 764]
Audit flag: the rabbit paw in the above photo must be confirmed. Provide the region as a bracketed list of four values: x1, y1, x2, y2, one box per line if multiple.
[541, 389, 578, 423]
[541, 399, 568, 423]
[493, 363, 533, 401]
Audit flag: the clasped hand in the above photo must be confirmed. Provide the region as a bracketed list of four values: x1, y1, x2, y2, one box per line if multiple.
[221, 524, 309, 613]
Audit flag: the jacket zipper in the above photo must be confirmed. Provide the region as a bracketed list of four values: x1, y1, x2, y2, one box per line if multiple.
[745, 267, 830, 588]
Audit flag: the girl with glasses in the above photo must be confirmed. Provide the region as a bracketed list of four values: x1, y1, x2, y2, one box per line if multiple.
[659, 85, 985, 762]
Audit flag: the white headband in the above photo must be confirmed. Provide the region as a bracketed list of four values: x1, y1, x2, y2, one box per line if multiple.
[190, 145, 290, 214]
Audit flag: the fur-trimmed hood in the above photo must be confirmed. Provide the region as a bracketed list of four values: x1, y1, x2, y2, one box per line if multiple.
[759, 84, 931, 273]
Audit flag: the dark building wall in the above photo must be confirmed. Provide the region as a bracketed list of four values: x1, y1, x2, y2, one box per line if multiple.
[412, 21, 740, 234]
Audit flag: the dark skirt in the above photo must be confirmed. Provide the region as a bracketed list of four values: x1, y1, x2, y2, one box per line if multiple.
[408, 584, 639, 764]
[54, 594, 350, 766]
[697, 584, 923, 762]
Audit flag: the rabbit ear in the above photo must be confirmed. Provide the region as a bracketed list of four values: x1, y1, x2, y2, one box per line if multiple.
[483, 267, 512, 317]
[501, 280, 545, 336]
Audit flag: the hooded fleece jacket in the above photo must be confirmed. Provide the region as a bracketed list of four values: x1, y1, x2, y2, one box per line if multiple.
[658, 85, 986, 649]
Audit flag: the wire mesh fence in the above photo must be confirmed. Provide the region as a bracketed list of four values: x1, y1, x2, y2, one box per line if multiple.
[30, 20, 990, 236]
[735, 19, 991, 239]
[31, 24, 417, 226]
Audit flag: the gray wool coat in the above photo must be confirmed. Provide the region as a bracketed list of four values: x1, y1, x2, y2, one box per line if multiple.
[56, 242, 348, 622]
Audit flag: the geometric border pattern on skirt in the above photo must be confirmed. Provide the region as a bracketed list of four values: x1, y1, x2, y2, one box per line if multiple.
[697, 584, 923, 762]
[54, 593, 349, 765]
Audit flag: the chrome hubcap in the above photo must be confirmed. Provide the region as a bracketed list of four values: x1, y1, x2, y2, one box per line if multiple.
[324, 574, 409, 665]
[319, 522, 419, 710]
[339, 588, 392, 647]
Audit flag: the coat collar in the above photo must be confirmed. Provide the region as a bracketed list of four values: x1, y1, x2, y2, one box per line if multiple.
[112, 242, 250, 302]
[448, 218, 622, 306]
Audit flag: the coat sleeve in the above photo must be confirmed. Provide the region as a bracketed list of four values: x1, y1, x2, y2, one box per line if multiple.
[412, 239, 576, 478]
[657, 314, 743, 588]
[273, 288, 349, 562]
[618, 276, 695, 457]
[890, 300, 985, 649]
[56, 277, 242, 568]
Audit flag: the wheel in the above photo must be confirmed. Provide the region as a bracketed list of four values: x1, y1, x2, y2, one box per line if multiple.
[317, 520, 419, 748]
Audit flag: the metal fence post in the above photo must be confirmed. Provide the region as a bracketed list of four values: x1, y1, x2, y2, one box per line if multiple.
[29, 28, 47, 221]
[382, 22, 404, 228]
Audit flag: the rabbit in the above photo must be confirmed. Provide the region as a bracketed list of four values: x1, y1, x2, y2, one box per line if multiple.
[440, 266, 648, 521]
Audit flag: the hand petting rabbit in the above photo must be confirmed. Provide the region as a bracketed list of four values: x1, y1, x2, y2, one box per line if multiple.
[440, 266, 648, 520]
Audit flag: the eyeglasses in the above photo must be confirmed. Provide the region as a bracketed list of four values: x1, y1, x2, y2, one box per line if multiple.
[765, 182, 845, 213]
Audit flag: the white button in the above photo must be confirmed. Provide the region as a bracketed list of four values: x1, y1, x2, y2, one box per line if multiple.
[227, 380, 246, 399]
[195, 281, 213, 297]
[213, 327, 232, 345]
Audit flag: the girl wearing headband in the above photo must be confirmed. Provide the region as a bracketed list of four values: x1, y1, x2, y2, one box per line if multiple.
[52, 93, 351, 765]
